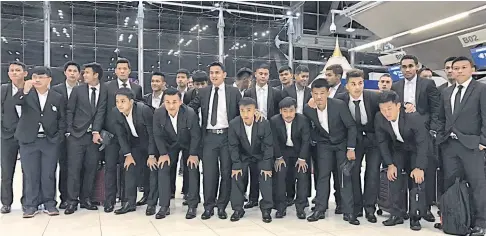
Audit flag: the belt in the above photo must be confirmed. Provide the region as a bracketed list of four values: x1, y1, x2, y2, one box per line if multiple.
[37, 133, 47, 138]
[206, 128, 228, 134]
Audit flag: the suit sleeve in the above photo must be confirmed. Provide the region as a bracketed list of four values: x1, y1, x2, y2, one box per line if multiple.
[235, 90, 241, 116]
[135, 86, 143, 101]
[243, 89, 251, 98]
[437, 92, 446, 139]
[92, 90, 107, 132]
[188, 109, 201, 156]
[143, 106, 156, 156]
[426, 80, 441, 131]
[188, 91, 201, 111]
[259, 122, 274, 171]
[412, 115, 428, 170]
[480, 85, 486, 146]
[339, 102, 357, 148]
[228, 123, 242, 170]
[153, 109, 168, 156]
[57, 95, 67, 139]
[66, 87, 77, 133]
[269, 119, 282, 159]
[299, 116, 311, 160]
[12, 88, 31, 105]
[280, 88, 289, 99]
[114, 114, 132, 156]
[375, 115, 394, 166]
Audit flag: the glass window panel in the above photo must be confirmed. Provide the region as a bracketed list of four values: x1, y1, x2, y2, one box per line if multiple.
[1, 19, 23, 39]
[23, 2, 44, 20]
[50, 24, 73, 44]
[1, 39, 23, 63]
[51, 42, 74, 67]
[23, 41, 44, 66]
[143, 31, 160, 50]
[50, 2, 72, 24]
[73, 45, 96, 65]
[72, 2, 95, 27]
[303, 14, 318, 31]
[23, 20, 45, 42]
[72, 25, 95, 45]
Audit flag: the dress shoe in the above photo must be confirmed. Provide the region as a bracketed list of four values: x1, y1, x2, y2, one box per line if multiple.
[44, 206, 60, 216]
[286, 199, 294, 206]
[182, 200, 188, 206]
[296, 209, 306, 219]
[136, 196, 148, 206]
[262, 210, 272, 223]
[307, 211, 325, 222]
[356, 211, 363, 217]
[423, 210, 436, 222]
[275, 209, 286, 218]
[471, 226, 486, 236]
[343, 214, 360, 225]
[410, 219, 422, 231]
[170, 193, 175, 199]
[1, 205, 11, 214]
[104, 204, 114, 213]
[382, 216, 404, 226]
[230, 210, 245, 222]
[146, 206, 156, 216]
[201, 209, 214, 220]
[80, 200, 98, 210]
[64, 204, 78, 215]
[186, 208, 197, 219]
[114, 203, 136, 215]
[155, 207, 170, 219]
[244, 200, 258, 209]
[59, 201, 68, 210]
[22, 208, 38, 218]
[365, 213, 377, 223]
[335, 205, 343, 214]
[218, 208, 228, 219]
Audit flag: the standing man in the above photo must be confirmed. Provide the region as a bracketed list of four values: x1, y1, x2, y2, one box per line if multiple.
[276, 65, 294, 90]
[418, 68, 433, 79]
[143, 72, 166, 110]
[14, 67, 66, 218]
[152, 88, 201, 219]
[64, 63, 108, 215]
[235, 68, 252, 97]
[177, 69, 190, 101]
[281, 65, 312, 114]
[103, 58, 143, 213]
[378, 74, 393, 91]
[335, 69, 381, 223]
[188, 77, 194, 90]
[438, 57, 457, 92]
[437, 56, 486, 235]
[1, 61, 27, 214]
[188, 61, 241, 220]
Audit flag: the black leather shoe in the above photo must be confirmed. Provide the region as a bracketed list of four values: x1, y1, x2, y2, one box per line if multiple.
[59, 202, 68, 210]
[182, 200, 188, 206]
[64, 204, 77, 215]
[170, 193, 175, 199]
[155, 207, 170, 219]
[335, 205, 343, 214]
[114, 203, 136, 215]
[1, 205, 11, 214]
[365, 213, 377, 223]
[104, 204, 114, 213]
[471, 226, 486, 236]
[218, 208, 227, 219]
[343, 214, 360, 225]
[244, 200, 258, 209]
[296, 209, 306, 219]
[201, 209, 214, 220]
[423, 210, 436, 222]
[410, 219, 422, 231]
[307, 211, 325, 222]
[146, 206, 156, 216]
[80, 200, 98, 210]
[230, 210, 245, 222]
[186, 208, 197, 219]
[262, 210, 272, 223]
[356, 211, 363, 217]
[136, 196, 148, 206]
[275, 209, 286, 219]
[382, 216, 404, 226]
[286, 199, 294, 206]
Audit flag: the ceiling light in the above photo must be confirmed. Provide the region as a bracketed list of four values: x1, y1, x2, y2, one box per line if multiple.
[410, 12, 469, 34]
[296, 12, 301, 17]
[266, 30, 270, 34]
[168, 49, 173, 55]
[254, 32, 258, 36]
[286, 11, 292, 16]
[262, 33, 266, 37]
[214, 3, 220, 7]
[185, 40, 192, 46]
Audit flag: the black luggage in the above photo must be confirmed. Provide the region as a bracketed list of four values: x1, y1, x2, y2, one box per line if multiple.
[409, 183, 427, 218]
[376, 168, 409, 219]
[437, 179, 472, 235]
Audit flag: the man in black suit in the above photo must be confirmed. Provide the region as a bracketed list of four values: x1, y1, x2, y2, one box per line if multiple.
[324, 64, 347, 98]
[270, 97, 310, 219]
[14, 67, 66, 218]
[152, 88, 201, 219]
[1, 61, 27, 214]
[281, 65, 311, 114]
[437, 57, 486, 235]
[438, 56, 457, 92]
[303, 79, 359, 225]
[228, 97, 274, 223]
[111, 88, 156, 215]
[418, 67, 433, 79]
[143, 72, 166, 110]
[52, 61, 80, 210]
[375, 90, 428, 230]
[392, 55, 440, 221]
[103, 58, 143, 213]
[234, 68, 252, 97]
[335, 69, 381, 223]
[188, 61, 241, 220]
[177, 69, 190, 101]
[275, 65, 294, 90]
[64, 62, 108, 215]
[378, 74, 393, 91]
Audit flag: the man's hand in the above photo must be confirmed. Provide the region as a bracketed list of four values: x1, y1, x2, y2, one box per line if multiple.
[387, 164, 398, 182]
[261, 170, 272, 181]
[92, 133, 102, 144]
[124, 155, 136, 171]
[23, 80, 33, 94]
[295, 159, 308, 173]
[147, 155, 157, 171]
[346, 149, 356, 161]
[410, 168, 425, 184]
[187, 155, 199, 169]
[307, 98, 317, 109]
[479, 144, 486, 151]
[158, 155, 170, 169]
[232, 169, 243, 180]
[254, 110, 265, 121]
[404, 103, 416, 113]
[274, 158, 286, 172]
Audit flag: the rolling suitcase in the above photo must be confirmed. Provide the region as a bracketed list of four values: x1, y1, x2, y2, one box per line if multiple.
[92, 163, 106, 205]
[376, 168, 409, 219]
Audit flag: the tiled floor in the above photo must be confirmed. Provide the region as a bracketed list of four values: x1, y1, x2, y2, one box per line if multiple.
[0, 162, 443, 236]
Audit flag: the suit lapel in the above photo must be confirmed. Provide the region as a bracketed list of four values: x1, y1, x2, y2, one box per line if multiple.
[304, 87, 312, 104]
[251, 122, 258, 150]
[453, 81, 476, 122]
[28, 89, 41, 112]
[397, 80, 405, 103]
[278, 117, 287, 143]
[289, 85, 297, 100]
[225, 86, 231, 117]
[240, 120, 251, 150]
[385, 121, 397, 141]
[415, 78, 423, 105]
[363, 91, 372, 121]
[45, 90, 55, 112]
[398, 112, 405, 139]
[177, 107, 186, 135]
[267, 87, 273, 115]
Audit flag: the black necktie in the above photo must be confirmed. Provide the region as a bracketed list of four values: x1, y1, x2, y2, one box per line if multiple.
[453, 85, 463, 114]
[122, 83, 127, 88]
[353, 100, 362, 125]
[211, 87, 219, 126]
[90, 87, 97, 109]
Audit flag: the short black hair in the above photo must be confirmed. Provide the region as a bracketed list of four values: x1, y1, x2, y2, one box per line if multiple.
[278, 65, 292, 74]
[31, 66, 52, 77]
[255, 63, 270, 71]
[378, 90, 400, 104]
[84, 62, 104, 80]
[192, 70, 209, 82]
[9, 61, 26, 70]
[236, 67, 252, 81]
[208, 61, 225, 71]
[346, 69, 364, 82]
[380, 73, 392, 79]
[311, 78, 330, 90]
[116, 58, 131, 69]
[115, 88, 135, 100]
[295, 65, 309, 75]
[163, 87, 181, 99]
[63, 61, 80, 72]
[444, 56, 457, 65]
[451, 56, 474, 67]
[279, 97, 297, 109]
[239, 97, 257, 107]
[176, 69, 190, 78]
[400, 55, 419, 65]
[152, 71, 166, 80]
[325, 64, 343, 78]
[418, 67, 433, 75]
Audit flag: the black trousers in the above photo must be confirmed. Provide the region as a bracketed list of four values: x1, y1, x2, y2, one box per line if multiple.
[442, 139, 486, 228]
[19, 138, 58, 210]
[169, 151, 182, 196]
[314, 142, 354, 214]
[140, 161, 151, 198]
[104, 141, 121, 206]
[274, 153, 309, 211]
[181, 152, 190, 195]
[202, 132, 231, 210]
[231, 161, 273, 211]
[57, 138, 68, 203]
[311, 143, 340, 206]
[352, 135, 381, 214]
[66, 134, 100, 204]
[248, 162, 260, 202]
[122, 142, 147, 206]
[285, 157, 298, 200]
[1, 137, 20, 206]
[425, 135, 437, 208]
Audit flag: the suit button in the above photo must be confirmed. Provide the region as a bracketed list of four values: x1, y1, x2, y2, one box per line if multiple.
[41, 114, 43, 117]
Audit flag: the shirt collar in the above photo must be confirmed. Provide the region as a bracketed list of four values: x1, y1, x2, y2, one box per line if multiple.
[243, 120, 253, 128]
[88, 83, 101, 90]
[457, 77, 473, 89]
[169, 111, 178, 119]
[213, 83, 225, 91]
[153, 92, 163, 100]
[295, 84, 305, 92]
[38, 90, 49, 96]
[406, 75, 417, 84]
[332, 83, 341, 90]
[350, 93, 364, 102]
[66, 81, 78, 89]
[257, 84, 268, 90]
[118, 79, 129, 87]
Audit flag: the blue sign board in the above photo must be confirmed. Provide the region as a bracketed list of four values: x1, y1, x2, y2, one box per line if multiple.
[471, 46, 486, 69]
[388, 65, 404, 81]
[340, 79, 379, 90]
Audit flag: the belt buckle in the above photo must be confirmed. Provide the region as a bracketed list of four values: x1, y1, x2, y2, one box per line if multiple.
[216, 129, 223, 134]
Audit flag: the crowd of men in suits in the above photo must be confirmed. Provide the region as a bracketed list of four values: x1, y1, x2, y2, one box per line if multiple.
[1, 54, 485, 235]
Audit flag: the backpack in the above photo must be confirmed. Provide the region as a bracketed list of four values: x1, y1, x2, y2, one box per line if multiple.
[439, 178, 472, 235]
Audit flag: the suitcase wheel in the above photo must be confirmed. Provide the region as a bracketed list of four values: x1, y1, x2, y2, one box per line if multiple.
[377, 209, 383, 215]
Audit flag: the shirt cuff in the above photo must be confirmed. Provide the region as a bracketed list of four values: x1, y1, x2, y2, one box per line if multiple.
[347, 147, 355, 151]
[92, 131, 99, 134]
[124, 153, 132, 157]
[277, 157, 283, 160]
[298, 158, 306, 161]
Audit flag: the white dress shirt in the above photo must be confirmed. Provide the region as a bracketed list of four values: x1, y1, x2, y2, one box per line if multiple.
[349, 94, 368, 125]
[169, 112, 178, 134]
[118, 79, 131, 89]
[152, 92, 163, 109]
[390, 113, 404, 143]
[451, 77, 472, 113]
[12, 84, 22, 118]
[316, 107, 329, 133]
[66, 82, 77, 99]
[207, 84, 229, 129]
[256, 84, 268, 118]
[329, 83, 341, 98]
[296, 85, 305, 114]
[403, 75, 417, 105]
[38, 90, 49, 133]
[285, 121, 293, 147]
[88, 83, 101, 106]
[244, 122, 253, 145]
[125, 109, 139, 137]
[179, 87, 188, 101]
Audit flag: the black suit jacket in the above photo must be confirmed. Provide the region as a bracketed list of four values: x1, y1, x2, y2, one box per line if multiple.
[104, 79, 143, 133]
[303, 98, 357, 149]
[113, 102, 156, 156]
[392, 77, 440, 130]
[374, 111, 428, 170]
[51, 82, 69, 103]
[1, 84, 21, 139]
[335, 90, 380, 136]
[437, 82, 449, 93]
[153, 105, 200, 157]
[66, 83, 108, 137]
[143, 92, 163, 109]
[281, 85, 312, 111]
[269, 113, 310, 160]
[437, 80, 486, 149]
[335, 83, 347, 95]
[13, 88, 66, 144]
[183, 88, 197, 105]
[244, 86, 282, 119]
[228, 118, 273, 171]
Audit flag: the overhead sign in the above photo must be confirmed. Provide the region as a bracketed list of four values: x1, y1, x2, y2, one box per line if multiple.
[470, 45, 486, 69]
[388, 65, 404, 81]
[458, 28, 486, 48]
[378, 51, 406, 65]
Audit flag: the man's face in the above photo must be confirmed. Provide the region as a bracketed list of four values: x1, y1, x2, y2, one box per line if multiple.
[83, 68, 98, 84]
[311, 87, 329, 107]
[444, 61, 455, 81]
[151, 75, 166, 92]
[8, 64, 27, 82]
[164, 94, 182, 115]
[194, 81, 208, 89]
[378, 76, 392, 91]
[325, 70, 341, 86]
[279, 70, 293, 85]
[240, 104, 256, 124]
[379, 101, 401, 122]
[400, 59, 418, 79]
[32, 73, 52, 89]
[420, 70, 433, 79]
[255, 68, 269, 87]
[280, 106, 296, 123]
[64, 65, 80, 84]
[115, 62, 131, 80]
[176, 73, 188, 88]
[452, 60, 475, 84]
[346, 77, 364, 98]
[209, 65, 226, 86]
[188, 78, 194, 89]
[116, 94, 133, 114]
[295, 72, 309, 87]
